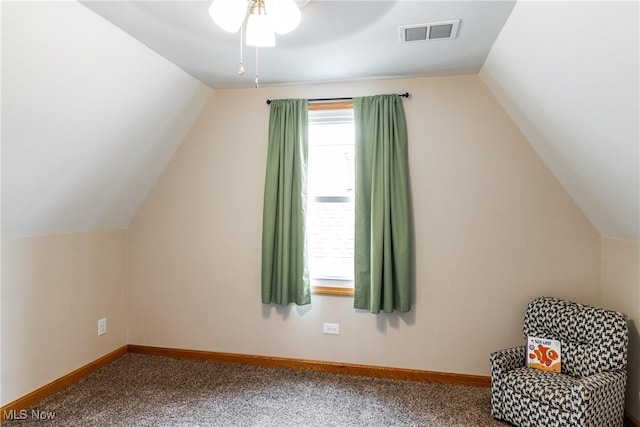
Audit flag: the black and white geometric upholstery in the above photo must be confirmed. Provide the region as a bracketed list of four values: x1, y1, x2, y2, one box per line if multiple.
[490, 296, 628, 427]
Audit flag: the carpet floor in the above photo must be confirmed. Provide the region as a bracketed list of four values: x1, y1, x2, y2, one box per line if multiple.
[3, 354, 511, 426]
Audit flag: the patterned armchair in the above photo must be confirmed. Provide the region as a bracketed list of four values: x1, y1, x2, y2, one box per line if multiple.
[490, 296, 628, 427]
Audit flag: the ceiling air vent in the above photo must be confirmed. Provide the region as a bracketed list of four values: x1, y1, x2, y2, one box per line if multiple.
[399, 20, 460, 43]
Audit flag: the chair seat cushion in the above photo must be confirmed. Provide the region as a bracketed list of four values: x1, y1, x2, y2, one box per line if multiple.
[502, 367, 579, 413]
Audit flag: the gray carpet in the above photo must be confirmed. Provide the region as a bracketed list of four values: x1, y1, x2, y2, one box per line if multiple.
[3, 354, 510, 426]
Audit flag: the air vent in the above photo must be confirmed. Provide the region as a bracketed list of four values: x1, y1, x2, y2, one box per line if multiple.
[399, 20, 460, 43]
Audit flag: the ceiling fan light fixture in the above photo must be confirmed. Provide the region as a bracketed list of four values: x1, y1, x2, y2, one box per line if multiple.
[209, 0, 302, 85]
[208, 0, 247, 33]
[209, 0, 300, 41]
[246, 11, 276, 47]
[265, 0, 301, 35]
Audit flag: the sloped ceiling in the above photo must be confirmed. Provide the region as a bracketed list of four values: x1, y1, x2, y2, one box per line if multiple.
[480, 1, 639, 241]
[2, 1, 212, 238]
[2, 1, 638, 243]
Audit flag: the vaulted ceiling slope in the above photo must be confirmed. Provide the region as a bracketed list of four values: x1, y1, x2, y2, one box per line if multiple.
[2, 1, 638, 243]
[1, 1, 212, 238]
[481, 1, 639, 241]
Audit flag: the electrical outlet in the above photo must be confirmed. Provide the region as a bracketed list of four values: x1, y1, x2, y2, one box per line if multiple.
[98, 318, 107, 336]
[323, 323, 339, 335]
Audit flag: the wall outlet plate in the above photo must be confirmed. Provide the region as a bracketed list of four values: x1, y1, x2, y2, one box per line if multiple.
[323, 323, 339, 335]
[98, 318, 107, 336]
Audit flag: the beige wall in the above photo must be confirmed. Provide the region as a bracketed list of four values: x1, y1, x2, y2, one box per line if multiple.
[601, 238, 640, 419]
[1, 230, 128, 406]
[128, 75, 601, 376]
[2, 75, 634, 415]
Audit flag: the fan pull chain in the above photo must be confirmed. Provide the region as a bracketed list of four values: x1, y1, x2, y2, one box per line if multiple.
[255, 47, 260, 88]
[238, 23, 245, 75]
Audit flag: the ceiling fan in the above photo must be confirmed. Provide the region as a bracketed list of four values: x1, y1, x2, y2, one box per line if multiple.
[208, 0, 309, 86]
[208, 0, 304, 47]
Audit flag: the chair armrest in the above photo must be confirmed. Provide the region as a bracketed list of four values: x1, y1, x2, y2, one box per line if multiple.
[490, 346, 525, 378]
[572, 369, 627, 400]
[571, 370, 627, 427]
[489, 346, 526, 420]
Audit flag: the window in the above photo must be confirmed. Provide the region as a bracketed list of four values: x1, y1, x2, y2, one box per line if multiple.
[307, 103, 355, 296]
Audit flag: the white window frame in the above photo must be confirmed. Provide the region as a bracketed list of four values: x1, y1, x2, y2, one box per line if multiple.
[307, 103, 355, 296]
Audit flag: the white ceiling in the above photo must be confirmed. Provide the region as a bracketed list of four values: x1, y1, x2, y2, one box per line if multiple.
[79, 0, 517, 89]
[2, 1, 638, 242]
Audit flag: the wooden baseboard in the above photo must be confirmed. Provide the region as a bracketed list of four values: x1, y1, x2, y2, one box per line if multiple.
[127, 344, 491, 387]
[0, 346, 127, 421]
[3, 343, 638, 427]
[627, 410, 640, 427]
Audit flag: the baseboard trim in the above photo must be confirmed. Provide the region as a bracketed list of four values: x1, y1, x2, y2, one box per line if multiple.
[0, 345, 127, 421]
[3, 343, 638, 427]
[127, 344, 491, 387]
[626, 410, 640, 427]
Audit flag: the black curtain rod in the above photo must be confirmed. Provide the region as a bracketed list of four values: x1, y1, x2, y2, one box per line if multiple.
[266, 92, 410, 105]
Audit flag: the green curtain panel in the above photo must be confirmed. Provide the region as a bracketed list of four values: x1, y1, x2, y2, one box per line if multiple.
[261, 99, 311, 306]
[353, 94, 412, 313]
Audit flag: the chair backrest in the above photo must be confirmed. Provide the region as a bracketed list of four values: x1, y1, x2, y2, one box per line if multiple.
[523, 296, 628, 377]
